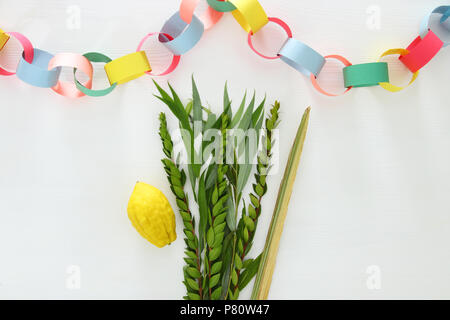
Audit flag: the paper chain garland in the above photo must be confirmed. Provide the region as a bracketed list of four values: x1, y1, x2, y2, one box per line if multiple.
[0, 1, 449, 98]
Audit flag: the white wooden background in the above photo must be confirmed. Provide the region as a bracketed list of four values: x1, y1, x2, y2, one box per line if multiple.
[0, 0, 449, 299]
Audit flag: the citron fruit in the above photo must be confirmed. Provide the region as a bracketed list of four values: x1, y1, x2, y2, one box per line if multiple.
[127, 182, 177, 248]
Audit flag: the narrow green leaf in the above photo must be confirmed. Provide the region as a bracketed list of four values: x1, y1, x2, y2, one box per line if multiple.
[185, 100, 193, 114]
[238, 254, 261, 290]
[223, 82, 232, 120]
[220, 232, 235, 299]
[243, 258, 254, 269]
[230, 91, 247, 128]
[198, 174, 208, 252]
[192, 76, 202, 124]
[204, 113, 217, 132]
[225, 191, 236, 231]
[236, 163, 253, 195]
[238, 92, 255, 130]
[153, 80, 191, 132]
[252, 95, 265, 127]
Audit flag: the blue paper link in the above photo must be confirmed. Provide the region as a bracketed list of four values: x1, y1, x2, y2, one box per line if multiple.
[442, 8, 450, 23]
[159, 11, 204, 56]
[16, 48, 61, 88]
[420, 5, 450, 47]
[278, 38, 325, 77]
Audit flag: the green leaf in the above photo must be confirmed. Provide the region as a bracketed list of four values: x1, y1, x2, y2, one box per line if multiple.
[238, 92, 255, 130]
[254, 183, 264, 197]
[213, 232, 225, 247]
[220, 232, 235, 299]
[214, 212, 227, 226]
[185, 250, 197, 260]
[153, 80, 191, 132]
[198, 175, 208, 252]
[206, 228, 215, 247]
[252, 95, 265, 127]
[230, 91, 247, 128]
[248, 205, 257, 219]
[243, 258, 254, 269]
[223, 82, 232, 120]
[184, 230, 195, 241]
[185, 100, 193, 114]
[238, 254, 261, 290]
[231, 269, 238, 286]
[204, 164, 218, 191]
[173, 185, 185, 199]
[209, 246, 222, 261]
[212, 201, 223, 217]
[225, 191, 236, 231]
[187, 292, 201, 300]
[235, 254, 243, 270]
[211, 287, 222, 300]
[186, 278, 199, 291]
[184, 258, 197, 267]
[244, 215, 255, 232]
[180, 210, 191, 222]
[204, 113, 217, 132]
[214, 221, 227, 233]
[243, 227, 249, 242]
[210, 273, 221, 288]
[250, 193, 259, 208]
[236, 163, 253, 195]
[192, 76, 203, 124]
[211, 187, 219, 204]
[186, 267, 202, 278]
[211, 261, 223, 274]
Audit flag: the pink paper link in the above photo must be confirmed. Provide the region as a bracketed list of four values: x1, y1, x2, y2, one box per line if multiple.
[179, 0, 224, 30]
[247, 17, 293, 60]
[137, 32, 181, 76]
[48, 53, 93, 98]
[0, 32, 34, 76]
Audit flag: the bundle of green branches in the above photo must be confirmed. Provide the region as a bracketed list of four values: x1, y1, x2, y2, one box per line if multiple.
[154, 78, 280, 300]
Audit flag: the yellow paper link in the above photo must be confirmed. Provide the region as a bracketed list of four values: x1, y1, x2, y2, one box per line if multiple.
[229, 0, 269, 34]
[0, 29, 10, 50]
[104, 51, 151, 85]
[378, 48, 419, 92]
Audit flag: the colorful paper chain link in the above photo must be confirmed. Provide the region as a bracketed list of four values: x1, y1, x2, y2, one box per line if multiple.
[0, 2, 449, 98]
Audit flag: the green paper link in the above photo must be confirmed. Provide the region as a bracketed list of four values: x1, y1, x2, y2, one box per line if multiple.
[343, 62, 389, 88]
[73, 52, 117, 97]
[207, 0, 236, 12]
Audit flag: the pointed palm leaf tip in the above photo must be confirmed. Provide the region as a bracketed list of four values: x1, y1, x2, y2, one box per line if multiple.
[251, 107, 310, 300]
